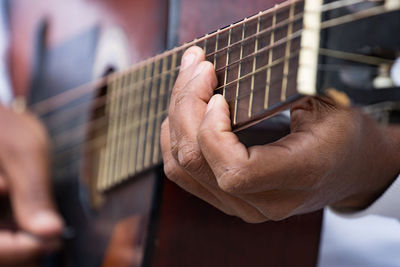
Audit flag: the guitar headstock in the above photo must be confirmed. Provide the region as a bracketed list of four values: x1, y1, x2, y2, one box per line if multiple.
[299, 0, 400, 112]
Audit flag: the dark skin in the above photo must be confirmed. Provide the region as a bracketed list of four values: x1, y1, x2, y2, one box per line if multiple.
[0, 104, 63, 266]
[160, 46, 400, 223]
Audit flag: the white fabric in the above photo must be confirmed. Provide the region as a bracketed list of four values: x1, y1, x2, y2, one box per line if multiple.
[0, 0, 12, 104]
[319, 174, 400, 267]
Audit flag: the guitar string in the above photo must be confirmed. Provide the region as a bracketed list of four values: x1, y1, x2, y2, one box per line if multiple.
[50, 60, 381, 171]
[30, 0, 376, 117]
[51, 55, 300, 152]
[47, 41, 391, 148]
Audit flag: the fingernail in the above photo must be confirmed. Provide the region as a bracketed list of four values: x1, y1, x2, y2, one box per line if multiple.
[191, 62, 206, 79]
[206, 96, 216, 114]
[180, 52, 196, 71]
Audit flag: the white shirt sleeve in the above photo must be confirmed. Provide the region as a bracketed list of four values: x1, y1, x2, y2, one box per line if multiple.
[331, 173, 400, 219]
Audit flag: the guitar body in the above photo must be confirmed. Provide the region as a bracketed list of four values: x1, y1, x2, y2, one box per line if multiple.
[9, 0, 322, 266]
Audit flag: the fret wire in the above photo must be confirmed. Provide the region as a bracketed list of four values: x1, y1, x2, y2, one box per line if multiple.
[214, 30, 220, 66]
[203, 36, 208, 53]
[104, 79, 119, 188]
[114, 73, 130, 181]
[144, 59, 161, 168]
[152, 56, 168, 164]
[97, 149, 106, 190]
[167, 52, 178, 108]
[112, 75, 127, 185]
[223, 28, 232, 97]
[233, 21, 246, 125]
[135, 63, 153, 173]
[264, 7, 277, 110]
[248, 14, 261, 118]
[120, 69, 138, 180]
[126, 67, 145, 177]
[281, 3, 295, 102]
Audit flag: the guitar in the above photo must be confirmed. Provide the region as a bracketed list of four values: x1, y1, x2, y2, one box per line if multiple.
[9, 0, 400, 266]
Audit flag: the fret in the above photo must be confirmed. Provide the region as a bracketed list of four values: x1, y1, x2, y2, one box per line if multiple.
[127, 66, 145, 177]
[223, 28, 232, 97]
[112, 75, 127, 185]
[104, 78, 121, 188]
[114, 73, 131, 181]
[152, 56, 168, 164]
[97, 149, 106, 190]
[214, 30, 220, 66]
[136, 62, 154, 172]
[167, 51, 179, 107]
[144, 59, 161, 168]
[281, 3, 295, 102]
[120, 69, 138, 180]
[233, 19, 246, 125]
[203, 36, 208, 53]
[248, 15, 261, 118]
[264, 8, 276, 109]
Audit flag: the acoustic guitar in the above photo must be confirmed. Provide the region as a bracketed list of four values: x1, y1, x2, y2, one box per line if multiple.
[9, 0, 400, 266]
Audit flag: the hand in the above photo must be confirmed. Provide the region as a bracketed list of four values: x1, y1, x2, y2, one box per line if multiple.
[0, 104, 63, 265]
[160, 46, 400, 223]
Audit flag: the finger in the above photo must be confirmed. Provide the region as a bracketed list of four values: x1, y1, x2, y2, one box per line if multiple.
[199, 94, 316, 194]
[160, 118, 233, 214]
[0, 231, 41, 265]
[0, 114, 63, 238]
[169, 61, 217, 174]
[169, 46, 206, 115]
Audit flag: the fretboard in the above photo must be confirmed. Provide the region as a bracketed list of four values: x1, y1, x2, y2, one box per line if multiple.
[97, 0, 308, 191]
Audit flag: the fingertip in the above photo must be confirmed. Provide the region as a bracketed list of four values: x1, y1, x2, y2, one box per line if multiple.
[30, 211, 64, 238]
[205, 94, 228, 115]
[181, 46, 205, 71]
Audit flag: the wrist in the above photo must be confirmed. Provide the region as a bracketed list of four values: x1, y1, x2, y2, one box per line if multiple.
[333, 124, 400, 212]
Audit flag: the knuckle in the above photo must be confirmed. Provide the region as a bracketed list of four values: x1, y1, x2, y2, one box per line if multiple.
[177, 143, 204, 173]
[173, 90, 189, 108]
[217, 167, 246, 194]
[163, 158, 179, 181]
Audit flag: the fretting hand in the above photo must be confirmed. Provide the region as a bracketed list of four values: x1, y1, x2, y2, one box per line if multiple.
[160, 46, 400, 223]
[0, 104, 63, 265]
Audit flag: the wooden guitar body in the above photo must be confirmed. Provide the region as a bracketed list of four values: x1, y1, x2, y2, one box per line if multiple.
[9, 0, 322, 266]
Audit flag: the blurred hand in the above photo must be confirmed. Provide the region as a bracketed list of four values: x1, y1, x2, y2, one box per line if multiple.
[160, 46, 400, 223]
[0, 104, 63, 266]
